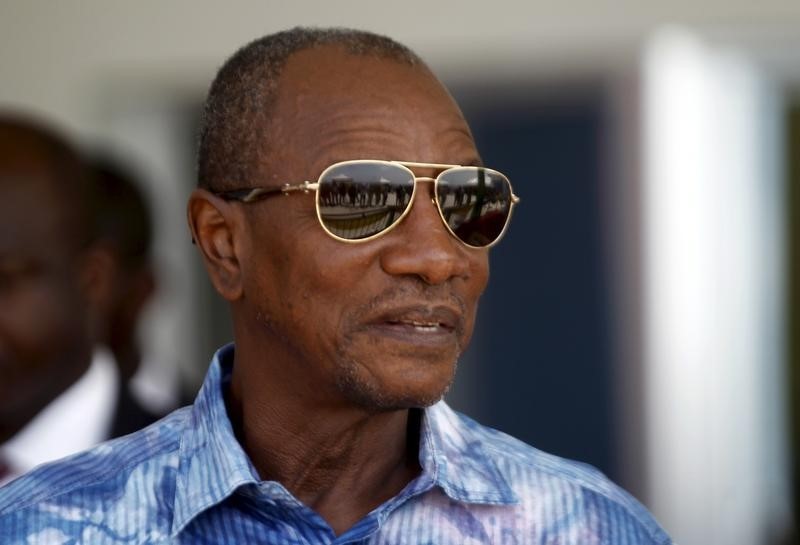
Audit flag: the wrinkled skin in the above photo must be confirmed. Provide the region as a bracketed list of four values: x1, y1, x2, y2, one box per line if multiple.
[188, 45, 492, 535]
[234, 46, 489, 411]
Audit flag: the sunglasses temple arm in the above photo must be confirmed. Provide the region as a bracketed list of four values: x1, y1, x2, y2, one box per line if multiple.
[281, 181, 319, 194]
[237, 181, 319, 202]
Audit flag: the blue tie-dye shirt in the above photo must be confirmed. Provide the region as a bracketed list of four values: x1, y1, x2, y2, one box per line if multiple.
[0, 345, 671, 544]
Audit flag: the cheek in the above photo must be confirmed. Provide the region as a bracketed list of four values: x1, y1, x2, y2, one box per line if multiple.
[0, 285, 89, 403]
[307, 254, 371, 327]
[1, 286, 55, 348]
[465, 253, 490, 304]
[299, 249, 381, 354]
[245, 236, 370, 339]
[474, 253, 490, 292]
[460, 253, 490, 332]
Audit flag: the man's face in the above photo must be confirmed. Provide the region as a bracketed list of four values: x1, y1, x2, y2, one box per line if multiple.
[0, 167, 93, 438]
[233, 46, 490, 411]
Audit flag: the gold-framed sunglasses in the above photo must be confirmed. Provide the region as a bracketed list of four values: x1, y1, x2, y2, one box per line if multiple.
[214, 159, 520, 248]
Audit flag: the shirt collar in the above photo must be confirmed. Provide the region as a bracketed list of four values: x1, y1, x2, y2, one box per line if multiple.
[172, 344, 259, 536]
[172, 344, 517, 536]
[420, 402, 518, 506]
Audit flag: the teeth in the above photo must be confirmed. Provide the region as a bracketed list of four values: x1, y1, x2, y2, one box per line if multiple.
[389, 320, 441, 328]
[405, 321, 440, 331]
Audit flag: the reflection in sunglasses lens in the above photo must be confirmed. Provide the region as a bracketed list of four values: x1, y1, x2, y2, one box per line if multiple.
[318, 163, 414, 240]
[437, 168, 512, 247]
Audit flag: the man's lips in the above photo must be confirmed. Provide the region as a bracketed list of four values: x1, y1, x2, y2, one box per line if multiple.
[360, 304, 463, 346]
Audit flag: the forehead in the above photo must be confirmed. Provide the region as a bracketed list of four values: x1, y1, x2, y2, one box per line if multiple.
[267, 46, 478, 177]
[0, 169, 74, 256]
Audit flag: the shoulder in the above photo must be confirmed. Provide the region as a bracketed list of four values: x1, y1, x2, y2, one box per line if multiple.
[456, 409, 628, 499]
[0, 406, 190, 541]
[442, 406, 672, 544]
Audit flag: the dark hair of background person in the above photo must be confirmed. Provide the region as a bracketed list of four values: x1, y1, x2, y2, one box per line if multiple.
[197, 26, 423, 193]
[87, 154, 162, 435]
[89, 156, 153, 268]
[86, 155, 156, 377]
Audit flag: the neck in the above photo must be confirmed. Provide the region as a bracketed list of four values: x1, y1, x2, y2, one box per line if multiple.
[228, 355, 422, 536]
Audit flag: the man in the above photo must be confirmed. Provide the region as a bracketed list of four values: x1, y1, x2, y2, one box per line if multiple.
[0, 115, 118, 484]
[0, 117, 162, 486]
[88, 155, 173, 433]
[0, 28, 671, 544]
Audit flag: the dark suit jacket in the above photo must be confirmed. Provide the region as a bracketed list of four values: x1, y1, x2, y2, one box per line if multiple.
[108, 381, 166, 438]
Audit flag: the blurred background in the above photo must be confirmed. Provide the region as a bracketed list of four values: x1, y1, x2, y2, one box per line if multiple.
[1, 2, 798, 543]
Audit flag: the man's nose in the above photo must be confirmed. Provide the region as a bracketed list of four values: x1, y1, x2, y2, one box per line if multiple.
[378, 180, 470, 285]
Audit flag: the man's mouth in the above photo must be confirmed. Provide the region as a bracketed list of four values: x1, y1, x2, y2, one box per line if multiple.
[362, 305, 462, 346]
[384, 319, 453, 333]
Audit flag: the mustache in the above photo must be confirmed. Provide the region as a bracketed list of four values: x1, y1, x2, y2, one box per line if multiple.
[347, 281, 468, 333]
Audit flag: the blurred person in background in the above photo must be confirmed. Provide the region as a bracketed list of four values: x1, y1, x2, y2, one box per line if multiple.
[88, 155, 170, 435]
[0, 29, 671, 544]
[0, 115, 161, 486]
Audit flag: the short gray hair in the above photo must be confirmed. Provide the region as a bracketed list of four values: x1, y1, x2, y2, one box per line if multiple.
[197, 27, 424, 191]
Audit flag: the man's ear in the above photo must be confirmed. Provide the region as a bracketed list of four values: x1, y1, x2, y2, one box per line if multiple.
[187, 188, 244, 301]
[77, 242, 117, 344]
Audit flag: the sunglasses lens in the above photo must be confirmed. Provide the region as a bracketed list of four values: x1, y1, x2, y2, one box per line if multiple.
[317, 162, 414, 240]
[436, 167, 513, 247]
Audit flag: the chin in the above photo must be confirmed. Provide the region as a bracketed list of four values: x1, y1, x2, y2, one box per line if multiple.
[335, 357, 457, 413]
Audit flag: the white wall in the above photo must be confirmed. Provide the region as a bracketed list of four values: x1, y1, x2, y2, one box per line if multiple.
[642, 27, 792, 544]
[3, 1, 800, 136]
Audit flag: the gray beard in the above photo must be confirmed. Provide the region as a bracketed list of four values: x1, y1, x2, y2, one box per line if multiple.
[332, 349, 460, 414]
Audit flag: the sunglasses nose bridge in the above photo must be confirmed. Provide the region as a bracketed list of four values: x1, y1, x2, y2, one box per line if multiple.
[412, 176, 437, 201]
[403, 177, 451, 234]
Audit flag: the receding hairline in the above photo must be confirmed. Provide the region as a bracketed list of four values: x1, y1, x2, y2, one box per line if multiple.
[197, 27, 428, 192]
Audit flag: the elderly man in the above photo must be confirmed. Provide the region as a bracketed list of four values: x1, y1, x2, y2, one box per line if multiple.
[0, 28, 671, 544]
